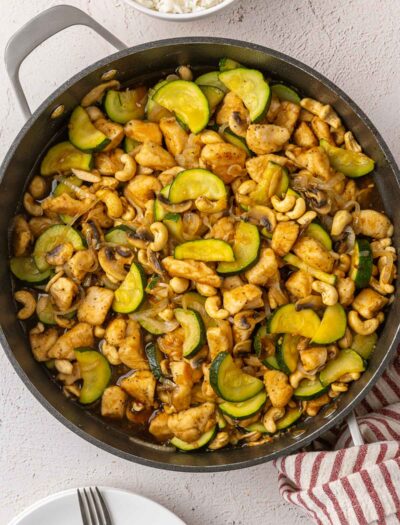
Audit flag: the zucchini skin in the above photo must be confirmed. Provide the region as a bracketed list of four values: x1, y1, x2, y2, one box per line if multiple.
[350, 238, 373, 288]
[145, 342, 163, 380]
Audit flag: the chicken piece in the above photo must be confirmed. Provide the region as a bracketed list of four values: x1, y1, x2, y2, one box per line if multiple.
[149, 411, 173, 441]
[300, 347, 327, 372]
[201, 365, 218, 402]
[216, 92, 249, 126]
[124, 119, 162, 144]
[46, 243, 74, 266]
[266, 93, 281, 122]
[352, 289, 388, 320]
[41, 193, 93, 217]
[285, 270, 314, 299]
[310, 116, 334, 145]
[271, 221, 300, 257]
[105, 318, 127, 346]
[162, 257, 222, 287]
[245, 247, 278, 285]
[354, 210, 392, 239]
[293, 122, 318, 148]
[49, 277, 78, 312]
[223, 284, 263, 315]
[167, 402, 216, 443]
[158, 327, 184, 360]
[337, 277, 355, 307]
[291, 146, 331, 180]
[94, 118, 124, 150]
[170, 361, 194, 411]
[200, 143, 246, 184]
[12, 215, 33, 256]
[65, 250, 97, 282]
[293, 236, 334, 273]
[206, 321, 233, 360]
[246, 124, 290, 155]
[264, 370, 293, 408]
[124, 174, 162, 209]
[118, 324, 148, 370]
[101, 386, 128, 419]
[135, 141, 175, 171]
[120, 370, 156, 406]
[205, 217, 235, 242]
[29, 217, 60, 238]
[95, 148, 124, 175]
[274, 101, 301, 134]
[159, 117, 188, 156]
[48, 323, 94, 360]
[77, 286, 114, 326]
[29, 327, 59, 362]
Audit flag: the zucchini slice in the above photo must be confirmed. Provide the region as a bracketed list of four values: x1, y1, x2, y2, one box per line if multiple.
[219, 68, 271, 122]
[195, 71, 228, 93]
[33, 225, 86, 272]
[271, 84, 301, 105]
[36, 295, 57, 325]
[175, 239, 235, 262]
[53, 175, 83, 197]
[104, 225, 135, 246]
[219, 390, 267, 419]
[153, 80, 210, 133]
[275, 406, 303, 431]
[312, 303, 347, 344]
[210, 351, 264, 402]
[171, 426, 217, 451]
[146, 79, 173, 122]
[249, 162, 289, 203]
[154, 184, 171, 221]
[219, 57, 242, 72]
[75, 348, 111, 404]
[276, 334, 300, 374]
[181, 291, 216, 329]
[351, 332, 378, 360]
[217, 221, 260, 275]
[320, 139, 375, 177]
[145, 342, 163, 380]
[104, 87, 147, 124]
[350, 238, 373, 288]
[294, 378, 329, 400]
[319, 349, 365, 387]
[283, 253, 337, 285]
[40, 141, 92, 176]
[221, 128, 252, 156]
[124, 137, 141, 153]
[174, 308, 206, 358]
[169, 169, 226, 203]
[267, 303, 321, 339]
[138, 315, 175, 335]
[10, 257, 52, 284]
[112, 262, 146, 314]
[163, 213, 184, 242]
[253, 324, 281, 370]
[68, 106, 110, 152]
[200, 85, 225, 113]
[305, 222, 332, 251]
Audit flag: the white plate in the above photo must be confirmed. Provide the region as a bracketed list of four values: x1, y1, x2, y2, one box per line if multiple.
[9, 486, 186, 525]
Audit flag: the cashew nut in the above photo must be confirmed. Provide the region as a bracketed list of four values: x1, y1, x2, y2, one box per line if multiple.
[169, 277, 189, 294]
[15, 290, 36, 319]
[71, 168, 101, 183]
[271, 193, 296, 213]
[286, 197, 306, 219]
[150, 222, 168, 251]
[177, 65, 193, 81]
[289, 369, 316, 389]
[195, 196, 227, 213]
[208, 431, 230, 450]
[297, 210, 317, 226]
[54, 359, 74, 375]
[86, 106, 105, 121]
[23, 192, 43, 217]
[115, 153, 137, 182]
[263, 407, 285, 434]
[199, 129, 224, 145]
[338, 327, 353, 349]
[331, 210, 352, 236]
[237, 180, 257, 195]
[205, 295, 229, 320]
[311, 280, 338, 306]
[348, 310, 380, 335]
[344, 131, 362, 152]
[95, 189, 123, 218]
[337, 254, 351, 274]
[331, 382, 348, 393]
[196, 283, 217, 297]
[28, 176, 48, 199]
[338, 372, 361, 383]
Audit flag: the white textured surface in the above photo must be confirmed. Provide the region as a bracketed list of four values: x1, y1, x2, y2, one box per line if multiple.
[0, 1, 399, 524]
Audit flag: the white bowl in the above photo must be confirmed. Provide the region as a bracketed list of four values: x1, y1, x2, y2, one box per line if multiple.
[122, 0, 238, 21]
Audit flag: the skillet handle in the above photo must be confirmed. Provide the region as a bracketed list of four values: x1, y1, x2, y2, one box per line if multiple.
[4, 4, 127, 120]
[346, 411, 364, 446]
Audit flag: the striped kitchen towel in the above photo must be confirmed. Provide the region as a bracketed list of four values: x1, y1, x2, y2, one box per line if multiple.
[274, 350, 400, 525]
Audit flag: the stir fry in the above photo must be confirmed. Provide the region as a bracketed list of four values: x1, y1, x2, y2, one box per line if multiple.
[10, 58, 396, 452]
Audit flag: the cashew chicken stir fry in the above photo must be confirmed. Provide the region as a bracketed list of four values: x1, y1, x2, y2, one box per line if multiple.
[10, 59, 396, 452]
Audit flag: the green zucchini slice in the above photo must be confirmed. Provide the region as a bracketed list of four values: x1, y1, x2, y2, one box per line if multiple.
[219, 390, 267, 419]
[221, 128, 252, 156]
[271, 84, 301, 105]
[275, 406, 303, 431]
[40, 141, 92, 176]
[319, 349, 365, 387]
[350, 238, 373, 288]
[351, 332, 378, 360]
[104, 225, 135, 246]
[53, 175, 83, 197]
[138, 315, 175, 335]
[163, 213, 184, 242]
[210, 351, 264, 402]
[305, 222, 332, 251]
[124, 137, 141, 153]
[104, 87, 146, 124]
[33, 225, 86, 272]
[312, 303, 347, 344]
[249, 162, 289, 203]
[174, 308, 206, 358]
[216, 409, 227, 429]
[200, 85, 225, 112]
[75, 348, 111, 404]
[68, 106, 110, 152]
[10, 257, 52, 284]
[283, 253, 337, 285]
[153, 80, 210, 133]
[217, 221, 260, 275]
[145, 342, 163, 380]
[219, 57, 242, 72]
[171, 426, 217, 451]
[219, 68, 271, 122]
[267, 303, 321, 339]
[175, 239, 235, 262]
[181, 292, 216, 329]
[276, 334, 300, 374]
[253, 324, 281, 370]
[320, 139, 375, 177]
[154, 184, 171, 221]
[169, 169, 226, 203]
[195, 71, 228, 93]
[294, 378, 329, 400]
[112, 262, 146, 314]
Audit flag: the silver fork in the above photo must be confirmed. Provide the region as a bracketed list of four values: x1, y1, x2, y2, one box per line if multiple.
[78, 487, 112, 525]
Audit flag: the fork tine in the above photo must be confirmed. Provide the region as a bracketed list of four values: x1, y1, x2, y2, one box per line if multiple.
[84, 488, 98, 525]
[78, 489, 91, 525]
[94, 487, 112, 525]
